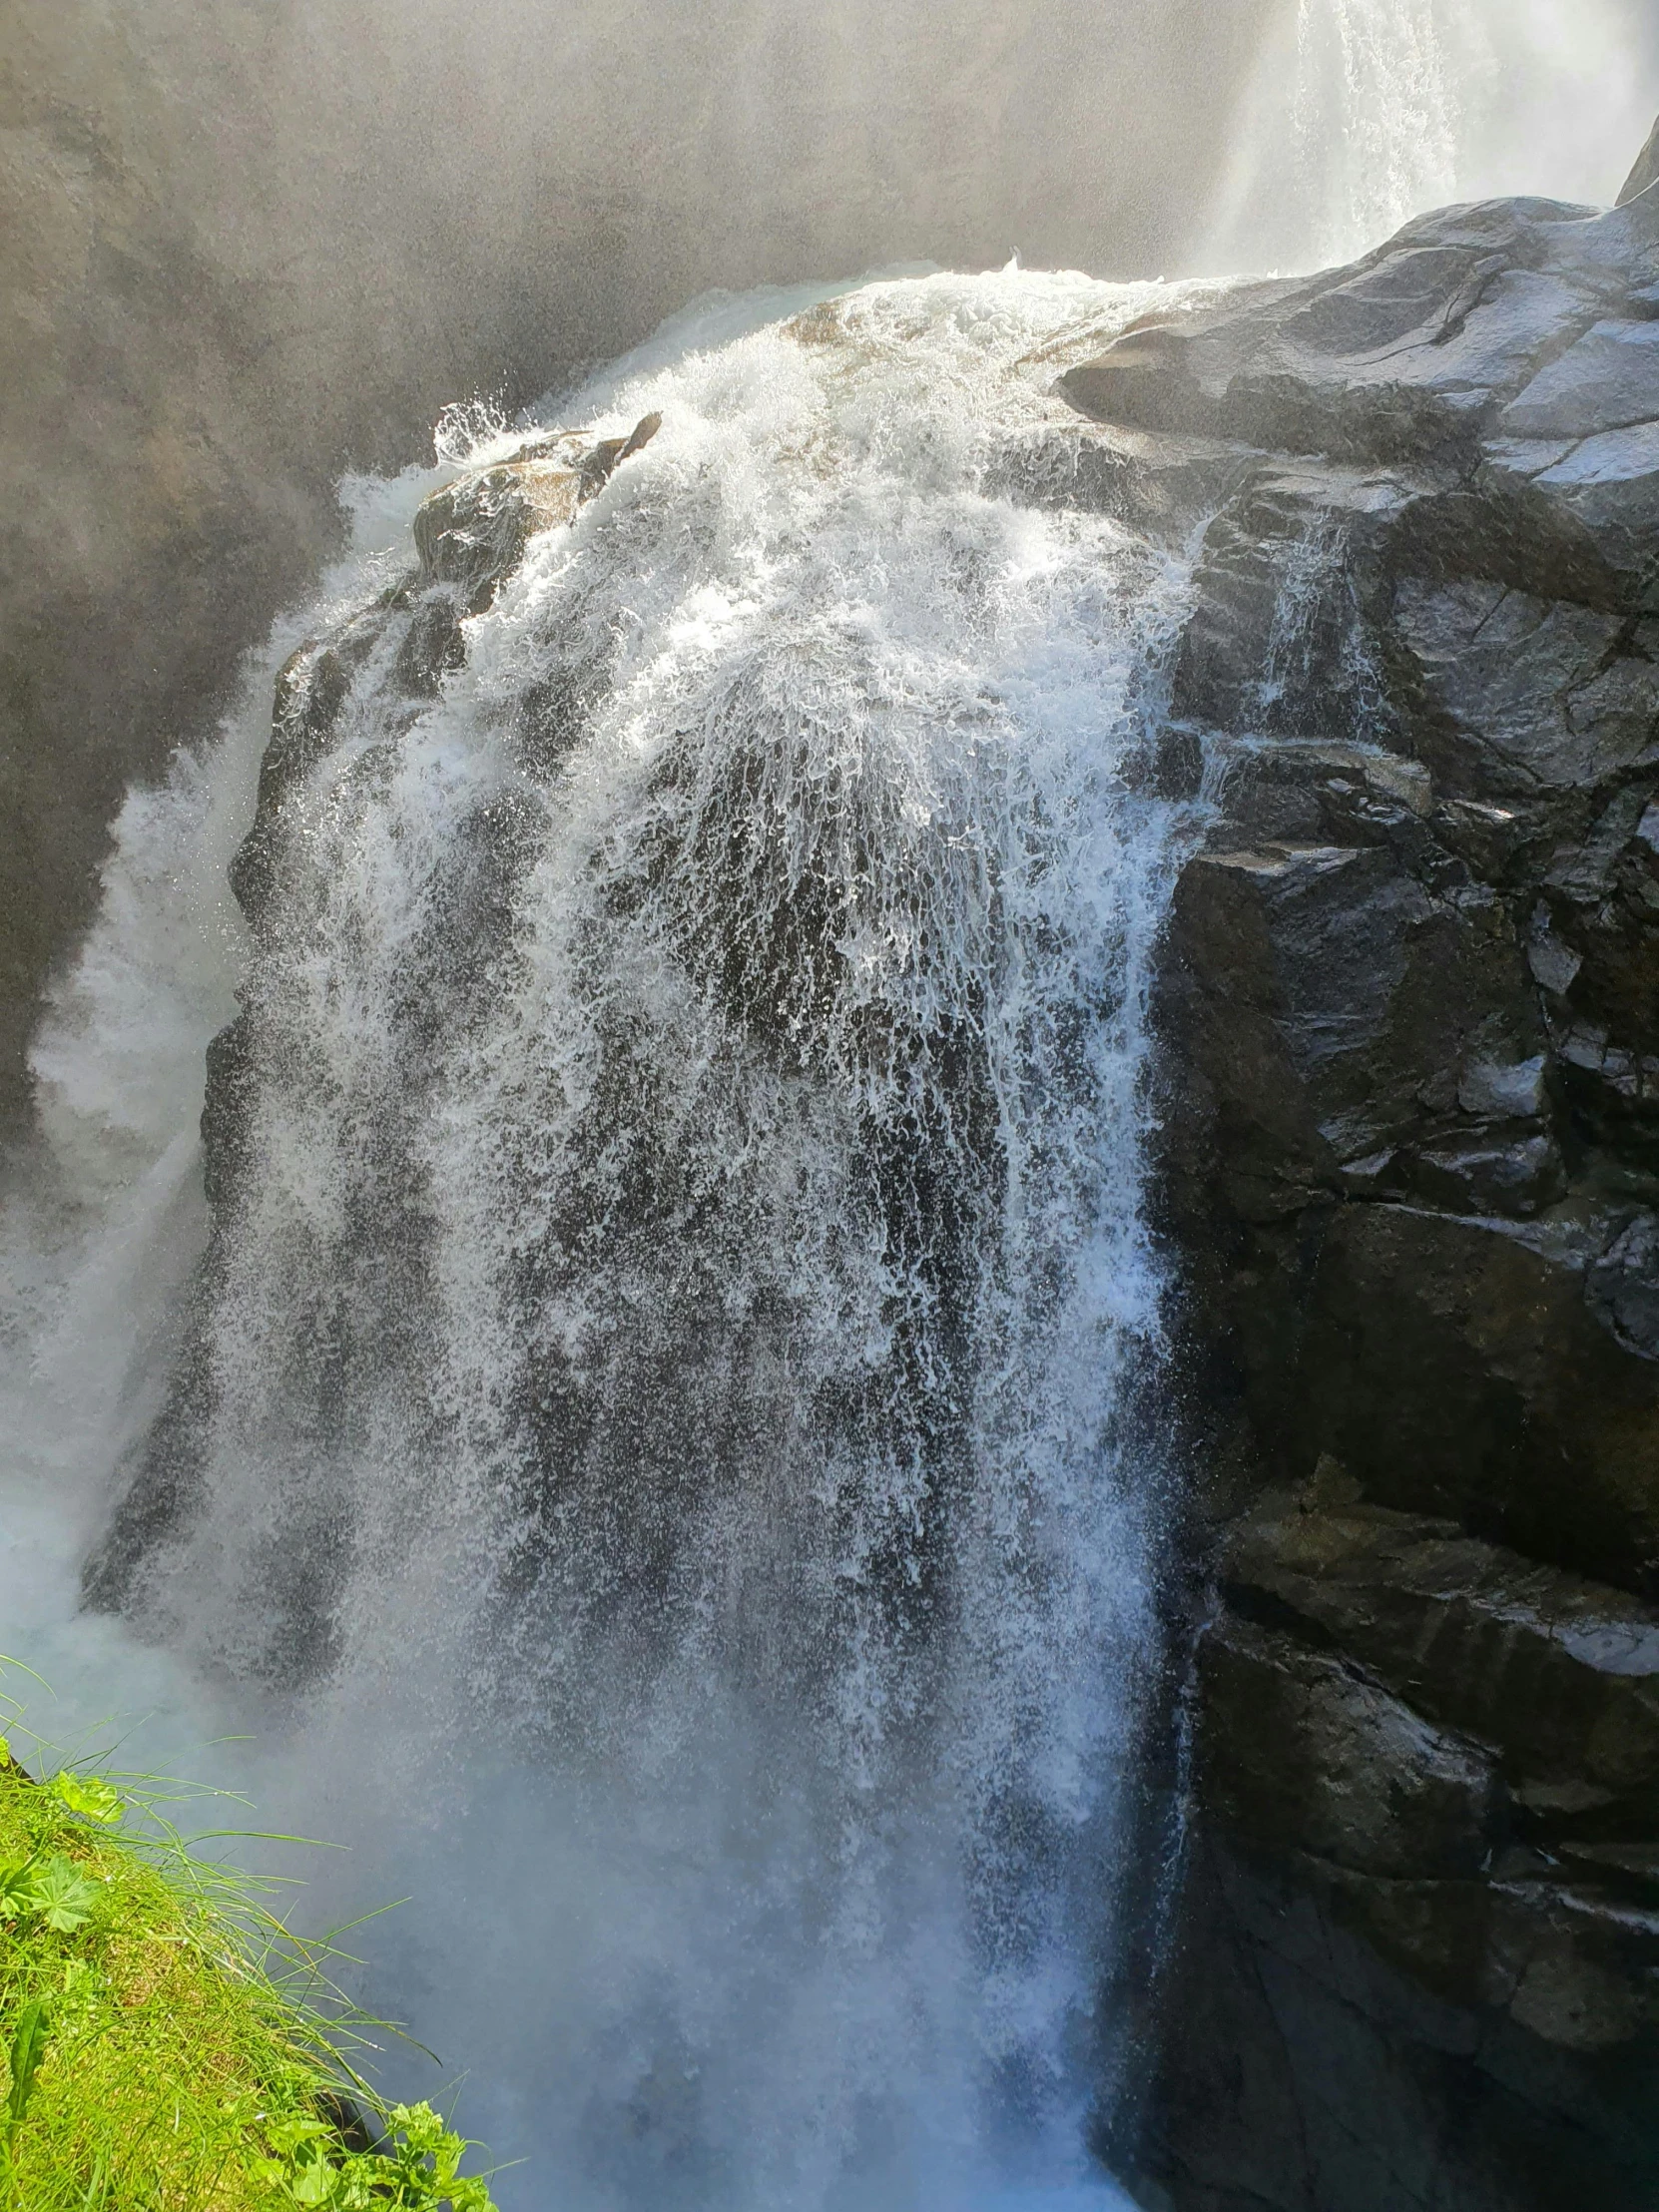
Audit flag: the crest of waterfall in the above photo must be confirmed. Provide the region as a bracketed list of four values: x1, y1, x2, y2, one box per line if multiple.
[4, 270, 1203, 2210]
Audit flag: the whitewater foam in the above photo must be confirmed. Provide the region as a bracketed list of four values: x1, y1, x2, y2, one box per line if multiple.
[3, 269, 1199, 2210]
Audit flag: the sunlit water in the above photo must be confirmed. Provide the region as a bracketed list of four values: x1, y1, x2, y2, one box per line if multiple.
[1, 268, 1200, 2211]
[1206, 0, 1655, 272]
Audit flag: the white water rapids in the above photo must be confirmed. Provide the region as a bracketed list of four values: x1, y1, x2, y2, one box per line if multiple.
[1, 269, 1203, 2210]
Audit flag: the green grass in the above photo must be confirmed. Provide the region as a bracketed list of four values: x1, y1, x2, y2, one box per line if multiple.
[0, 1678, 500, 2210]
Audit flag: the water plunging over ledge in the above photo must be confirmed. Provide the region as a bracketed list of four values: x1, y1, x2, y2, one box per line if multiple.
[2, 269, 1205, 2209]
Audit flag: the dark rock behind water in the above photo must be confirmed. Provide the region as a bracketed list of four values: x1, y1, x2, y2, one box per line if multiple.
[1, 0, 1281, 1139]
[1056, 159, 1659, 2212]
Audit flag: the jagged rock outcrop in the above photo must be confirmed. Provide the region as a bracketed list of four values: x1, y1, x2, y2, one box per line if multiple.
[86, 412, 661, 1612]
[1056, 157, 1659, 2212]
[223, 414, 659, 930]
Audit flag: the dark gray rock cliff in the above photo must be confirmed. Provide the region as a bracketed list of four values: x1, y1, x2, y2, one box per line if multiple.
[1054, 146, 1659, 2212]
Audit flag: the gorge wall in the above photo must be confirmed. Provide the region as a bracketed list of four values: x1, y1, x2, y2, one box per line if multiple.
[1049, 137, 1659, 2212]
[0, 0, 1280, 1134]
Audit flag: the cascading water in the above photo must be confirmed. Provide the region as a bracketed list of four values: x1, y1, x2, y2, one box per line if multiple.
[1205, 0, 1657, 272]
[1, 270, 1205, 2210]
[1291, 0, 1461, 263]
[5, 2, 1654, 2198]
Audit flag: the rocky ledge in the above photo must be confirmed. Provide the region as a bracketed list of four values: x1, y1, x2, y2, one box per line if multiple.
[87, 409, 663, 1611]
[1048, 135, 1659, 2212]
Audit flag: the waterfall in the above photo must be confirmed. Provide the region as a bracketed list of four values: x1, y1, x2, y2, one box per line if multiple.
[1, 270, 1201, 2209]
[1291, 0, 1462, 264]
[1204, 0, 1656, 273]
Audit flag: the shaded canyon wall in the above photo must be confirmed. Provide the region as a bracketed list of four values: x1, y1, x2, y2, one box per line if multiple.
[0, 0, 1276, 1130]
[1053, 128, 1659, 2212]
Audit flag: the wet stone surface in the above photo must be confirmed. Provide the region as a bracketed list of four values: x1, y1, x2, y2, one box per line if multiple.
[1058, 166, 1659, 2212]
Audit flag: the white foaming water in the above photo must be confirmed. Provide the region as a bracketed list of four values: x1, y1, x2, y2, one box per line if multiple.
[1206, 0, 1656, 273]
[0, 270, 1202, 2210]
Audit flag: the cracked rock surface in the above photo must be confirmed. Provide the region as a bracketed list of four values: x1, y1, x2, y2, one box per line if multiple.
[1055, 166, 1659, 2212]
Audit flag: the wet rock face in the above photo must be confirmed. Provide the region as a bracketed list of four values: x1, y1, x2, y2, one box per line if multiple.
[1057, 164, 1659, 2212]
[221, 416, 660, 931]
[87, 414, 661, 1625]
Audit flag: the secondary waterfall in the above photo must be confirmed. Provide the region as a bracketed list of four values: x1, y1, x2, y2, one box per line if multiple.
[1206, 0, 1655, 272]
[3, 270, 1202, 2209]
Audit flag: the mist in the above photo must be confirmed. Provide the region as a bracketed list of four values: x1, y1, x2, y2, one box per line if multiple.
[5, 0, 1657, 1131]
[1210, 0, 1659, 269]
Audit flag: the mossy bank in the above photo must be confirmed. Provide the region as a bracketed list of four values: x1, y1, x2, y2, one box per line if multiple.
[0, 1740, 496, 2209]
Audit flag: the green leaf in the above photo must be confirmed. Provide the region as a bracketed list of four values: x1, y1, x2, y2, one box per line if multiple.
[289, 2153, 338, 2207]
[49, 1770, 124, 1825]
[265, 2112, 333, 2156]
[27, 1855, 101, 1934]
[6, 1998, 51, 2134]
[369, 2101, 498, 2206]
[0, 1855, 39, 1922]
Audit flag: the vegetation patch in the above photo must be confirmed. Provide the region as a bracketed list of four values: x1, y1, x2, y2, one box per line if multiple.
[0, 1684, 498, 2210]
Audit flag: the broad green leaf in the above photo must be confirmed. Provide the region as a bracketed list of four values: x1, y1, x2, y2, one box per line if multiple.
[27, 1855, 101, 1933]
[6, 1998, 51, 2131]
[289, 2154, 338, 2207]
[266, 2112, 333, 2155]
[49, 1770, 124, 1825]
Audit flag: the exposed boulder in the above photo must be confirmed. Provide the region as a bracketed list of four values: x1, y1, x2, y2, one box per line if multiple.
[410, 413, 661, 616]
[221, 415, 660, 930]
[1052, 144, 1659, 2212]
[1060, 200, 1647, 469]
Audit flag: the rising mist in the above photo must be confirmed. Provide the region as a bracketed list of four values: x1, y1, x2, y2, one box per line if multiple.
[5, 0, 1655, 1131]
